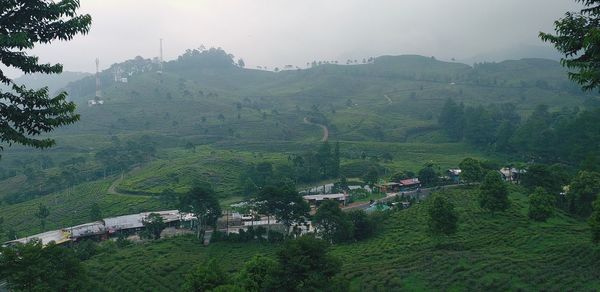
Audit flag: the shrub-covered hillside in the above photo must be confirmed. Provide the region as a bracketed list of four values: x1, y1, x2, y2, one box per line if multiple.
[81, 186, 600, 291]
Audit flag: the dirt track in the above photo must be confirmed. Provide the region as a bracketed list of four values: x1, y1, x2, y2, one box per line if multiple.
[303, 117, 329, 142]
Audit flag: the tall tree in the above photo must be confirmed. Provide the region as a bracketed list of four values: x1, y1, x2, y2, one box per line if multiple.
[540, 0, 600, 91]
[257, 183, 309, 234]
[332, 141, 341, 178]
[89, 202, 102, 222]
[438, 98, 464, 141]
[479, 172, 510, 213]
[35, 203, 50, 231]
[270, 236, 344, 291]
[418, 164, 437, 186]
[459, 158, 484, 183]
[142, 213, 166, 240]
[589, 198, 600, 244]
[0, 1, 91, 154]
[528, 187, 556, 222]
[568, 171, 600, 217]
[179, 183, 222, 240]
[0, 240, 90, 291]
[427, 195, 458, 236]
[313, 200, 353, 243]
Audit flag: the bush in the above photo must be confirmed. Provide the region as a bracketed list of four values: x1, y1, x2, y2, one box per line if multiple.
[267, 230, 284, 243]
[528, 187, 555, 221]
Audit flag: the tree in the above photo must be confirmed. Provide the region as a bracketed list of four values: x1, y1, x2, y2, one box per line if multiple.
[270, 236, 343, 291]
[0, 1, 91, 154]
[479, 172, 510, 213]
[0, 240, 90, 291]
[236, 255, 279, 292]
[90, 202, 102, 222]
[427, 195, 458, 236]
[179, 183, 222, 240]
[237, 58, 245, 68]
[459, 158, 484, 183]
[589, 198, 600, 244]
[418, 164, 437, 186]
[567, 171, 600, 217]
[540, 0, 600, 91]
[332, 141, 341, 178]
[0, 216, 4, 236]
[521, 164, 569, 195]
[142, 213, 166, 240]
[313, 200, 353, 243]
[347, 210, 375, 240]
[438, 98, 464, 141]
[35, 203, 50, 231]
[184, 259, 228, 292]
[257, 183, 309, 233]
[363, 167, 379, 186]
[528, 187, 556, 222]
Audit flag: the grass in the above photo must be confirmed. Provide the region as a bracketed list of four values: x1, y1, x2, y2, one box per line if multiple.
[80, 186, 600, 291]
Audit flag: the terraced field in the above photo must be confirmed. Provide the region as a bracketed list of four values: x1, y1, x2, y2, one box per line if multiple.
[81, 186, 600, 291]
[0, 179, 164, 241]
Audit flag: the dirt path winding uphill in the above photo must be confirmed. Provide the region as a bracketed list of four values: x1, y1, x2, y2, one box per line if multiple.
[303, 117, 329, 142]
[384, 94, 393, 104]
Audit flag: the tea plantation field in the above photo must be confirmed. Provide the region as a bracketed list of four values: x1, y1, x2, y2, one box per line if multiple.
[81, 186, 600, 291]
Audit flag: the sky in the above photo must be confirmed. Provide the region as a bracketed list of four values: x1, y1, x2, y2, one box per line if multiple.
[6, 0, 584, 77]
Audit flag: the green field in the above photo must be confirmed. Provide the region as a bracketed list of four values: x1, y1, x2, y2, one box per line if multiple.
[80, 186, 600, 291]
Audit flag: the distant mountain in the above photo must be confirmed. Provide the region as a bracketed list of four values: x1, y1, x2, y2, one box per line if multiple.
[3, 71, 91, 96]
[460, 44, 563, 65]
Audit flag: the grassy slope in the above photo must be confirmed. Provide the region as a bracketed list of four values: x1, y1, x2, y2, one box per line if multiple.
[82, 187, 600, 291]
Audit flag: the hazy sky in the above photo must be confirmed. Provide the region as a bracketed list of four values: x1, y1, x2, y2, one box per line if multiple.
[7, 0, 583, 77]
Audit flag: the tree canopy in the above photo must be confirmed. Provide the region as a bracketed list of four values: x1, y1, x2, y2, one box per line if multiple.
[0, 0, 92, 153]
[479, 172, 510, 213]
[427, 195, 458, 236]
[540, 0, 600, 91]
[0, 240, 90, 291]
[313, 200, 353, 243]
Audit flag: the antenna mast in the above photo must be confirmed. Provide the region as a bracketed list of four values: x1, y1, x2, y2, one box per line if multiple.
[95, 58, 102, 101]
[159, 38, 164, 73]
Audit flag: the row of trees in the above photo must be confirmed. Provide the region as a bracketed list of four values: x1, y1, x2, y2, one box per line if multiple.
[240, 142, 341, 195]
[439, 99, 600, 168]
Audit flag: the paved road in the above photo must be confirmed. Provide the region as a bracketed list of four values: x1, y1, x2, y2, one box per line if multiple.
[342, 184, 465, 211]
[303, 117, 329, 142]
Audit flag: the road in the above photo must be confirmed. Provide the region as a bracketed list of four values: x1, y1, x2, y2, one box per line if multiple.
[342, 184, 465, 211]
[303, 117, 329, 142]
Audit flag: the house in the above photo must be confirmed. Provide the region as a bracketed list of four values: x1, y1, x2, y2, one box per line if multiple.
[375, 182, 401, 193]
[303, 193, 348, 207]
[447, 169, 462, 184]
[499, 167, 525, 183]
[399, 178, 421, 191]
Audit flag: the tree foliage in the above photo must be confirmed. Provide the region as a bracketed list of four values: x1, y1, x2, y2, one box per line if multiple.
[35, 203, 50, 231]
[271, 236, 343, 291]
[236, 255, 279, 292]
[528, 187, 556, 222]
[256, 183, 309, 232]
[479, 172, 510, 213]
[427, 195, 458, 236]
[0, 0, 91, 153]
[184, 259, 229, 292]
[540, 0, 600, 91]
[567, 171, 600, 217]
[459, 158, 484, 183]
[179, 183, 222, 240]
[0, 240, 90, 291]
[589, 197, 600, 244]
[313, 200, 353, 243]
[142, 213, 166, 240]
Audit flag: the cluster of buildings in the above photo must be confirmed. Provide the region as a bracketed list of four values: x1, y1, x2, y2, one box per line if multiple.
[4, 210, 189, 247]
